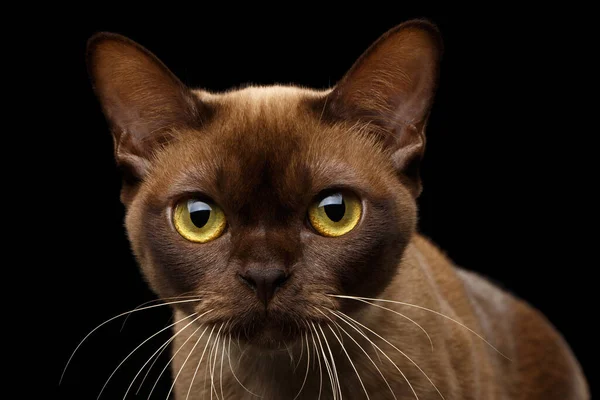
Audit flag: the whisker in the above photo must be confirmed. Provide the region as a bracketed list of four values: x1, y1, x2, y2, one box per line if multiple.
[205, 330, 215, 400]
[60, 298, 204, 384]
[119, 293, 205, 331]
[135, 333, 172, 395]
[147, 313, 208, 400]
[165, 323, 210, 400]
[354, 299, 434, 351]
[327, 313, 382, 364]
[327, 324, 370, 399]
[205, 328, 216, 399]
[210, 323, 225, 400]
[123, 309, 213, 398]
[220, 322, 230, 400]
[335, 310, 446, 400]
[294, 330, 305, 372]
[316, 322, 343, 400]
[186, 325, 216, 400]
[308, 323, 323, 400]
[331, 317, 345, 346]
[227, 334, 262, 397]
[311, 322, 336, 400]
[292, 331, 311, 400]
[97, 312, 199, 399]
[236, 339, 251, 365]
[165, 318, 208, 400]
[315, 308, 397, 400]
[332, 310, 420, 400]
[285, 341, 295, 367]
[328, 294, 510, 360]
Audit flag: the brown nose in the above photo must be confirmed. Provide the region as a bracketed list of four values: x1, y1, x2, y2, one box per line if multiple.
[238, 268, 289, 308]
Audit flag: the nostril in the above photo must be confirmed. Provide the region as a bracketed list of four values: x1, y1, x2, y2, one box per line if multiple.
[237, 273, 257, 291]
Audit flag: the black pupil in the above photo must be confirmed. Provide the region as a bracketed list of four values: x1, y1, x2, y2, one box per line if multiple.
[324, 199, 345, 222]
[189, 203, 211, 228]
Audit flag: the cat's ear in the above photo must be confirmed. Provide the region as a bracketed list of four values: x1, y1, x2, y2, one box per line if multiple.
[325, 20, 442, 196]
[87, 33, 205, 198]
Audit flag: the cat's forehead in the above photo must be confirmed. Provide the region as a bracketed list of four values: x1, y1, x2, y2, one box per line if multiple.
[148, 86, 394, 216]
[197, 85, 328, 131]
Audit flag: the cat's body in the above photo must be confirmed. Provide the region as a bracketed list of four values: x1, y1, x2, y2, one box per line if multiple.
[169, 234, 587, 400]
[86, 20, 589, 399]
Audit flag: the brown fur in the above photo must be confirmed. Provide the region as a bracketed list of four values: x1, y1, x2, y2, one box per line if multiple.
[87, 20, 589, 399]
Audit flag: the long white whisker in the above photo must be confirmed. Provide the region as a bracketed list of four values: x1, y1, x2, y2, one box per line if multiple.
[165, 322, 211, 400]
[308, 324, 323, 400]
[292, 331, 311, 400]
[60, 298, 204, 384]
[120, 294, 206, 331]
[205, 332, 215, 397]
[311, 322, 335, 400]
[97, 312, 198, 399]
[205, 330, 215, 399]
[135, 334, 171, 395]
[327, 324, 370, 399]
[147, 314, 206, 400]
[123, 309, 213, 398]
[317, 323, 342, 400]
[329, 294, 510, 360]
[220, 322, 229, 400]
[356, 299, 434, 351]
[294, 331, 305, 372]
[336, 310, 446, 400]
[332, 310, 420, 400]
[315, 308, 396, 400]
[186, 325, 216, 400]
[210, 323, 225, 400]
[337, 319, 398, 400]
[336, 315, 383, 365]
[227, 334, 262, 397]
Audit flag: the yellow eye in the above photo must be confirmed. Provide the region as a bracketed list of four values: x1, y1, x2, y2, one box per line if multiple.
[308, 191, 362, 237]
[173, 199, 226, 243]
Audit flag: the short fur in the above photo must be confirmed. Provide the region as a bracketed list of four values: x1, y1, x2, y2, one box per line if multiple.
[87, 20, 589, 399]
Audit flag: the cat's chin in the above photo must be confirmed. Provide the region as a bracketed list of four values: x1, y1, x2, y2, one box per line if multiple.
[245, 335, 298, 351]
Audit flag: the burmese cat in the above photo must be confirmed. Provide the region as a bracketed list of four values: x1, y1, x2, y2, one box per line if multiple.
[83, 20, 588, 399]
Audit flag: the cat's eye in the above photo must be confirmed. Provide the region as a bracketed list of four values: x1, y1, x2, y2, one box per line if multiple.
[173, 199, 226, 243]
[308, 191, 362, 237]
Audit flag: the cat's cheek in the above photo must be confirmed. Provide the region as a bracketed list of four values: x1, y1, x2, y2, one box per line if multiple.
[123, 196, 211, 304]
[336, 197, 414, 302]
[148, 235, 226, 297]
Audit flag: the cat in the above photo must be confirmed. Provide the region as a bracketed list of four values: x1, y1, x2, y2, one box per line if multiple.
[83, 19, 589, 399]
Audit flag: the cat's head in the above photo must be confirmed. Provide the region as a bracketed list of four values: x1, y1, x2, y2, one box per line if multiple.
[87, 20, 441, 348]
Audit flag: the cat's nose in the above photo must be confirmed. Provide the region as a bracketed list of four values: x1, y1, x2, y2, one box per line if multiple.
[238, 268, 289, 308]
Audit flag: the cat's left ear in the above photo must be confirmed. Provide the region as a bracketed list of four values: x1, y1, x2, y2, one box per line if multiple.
[324, 20, 443, 197]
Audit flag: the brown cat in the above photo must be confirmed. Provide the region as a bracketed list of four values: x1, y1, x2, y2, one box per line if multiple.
[84, 20, 589, 399]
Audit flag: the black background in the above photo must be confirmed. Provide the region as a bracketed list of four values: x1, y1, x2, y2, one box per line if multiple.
[42, 11, 594, 399]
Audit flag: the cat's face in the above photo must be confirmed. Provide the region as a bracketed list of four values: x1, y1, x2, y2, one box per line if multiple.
[125, 87, 415, 346]
[88, 21, 441, 348]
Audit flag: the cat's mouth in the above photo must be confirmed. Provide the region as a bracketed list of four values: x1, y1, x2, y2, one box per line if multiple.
[226, 316, 307, 349]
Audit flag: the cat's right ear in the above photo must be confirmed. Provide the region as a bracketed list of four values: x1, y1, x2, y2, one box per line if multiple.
[87, 33, 205, 203]
[321, 20, 442, 197]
